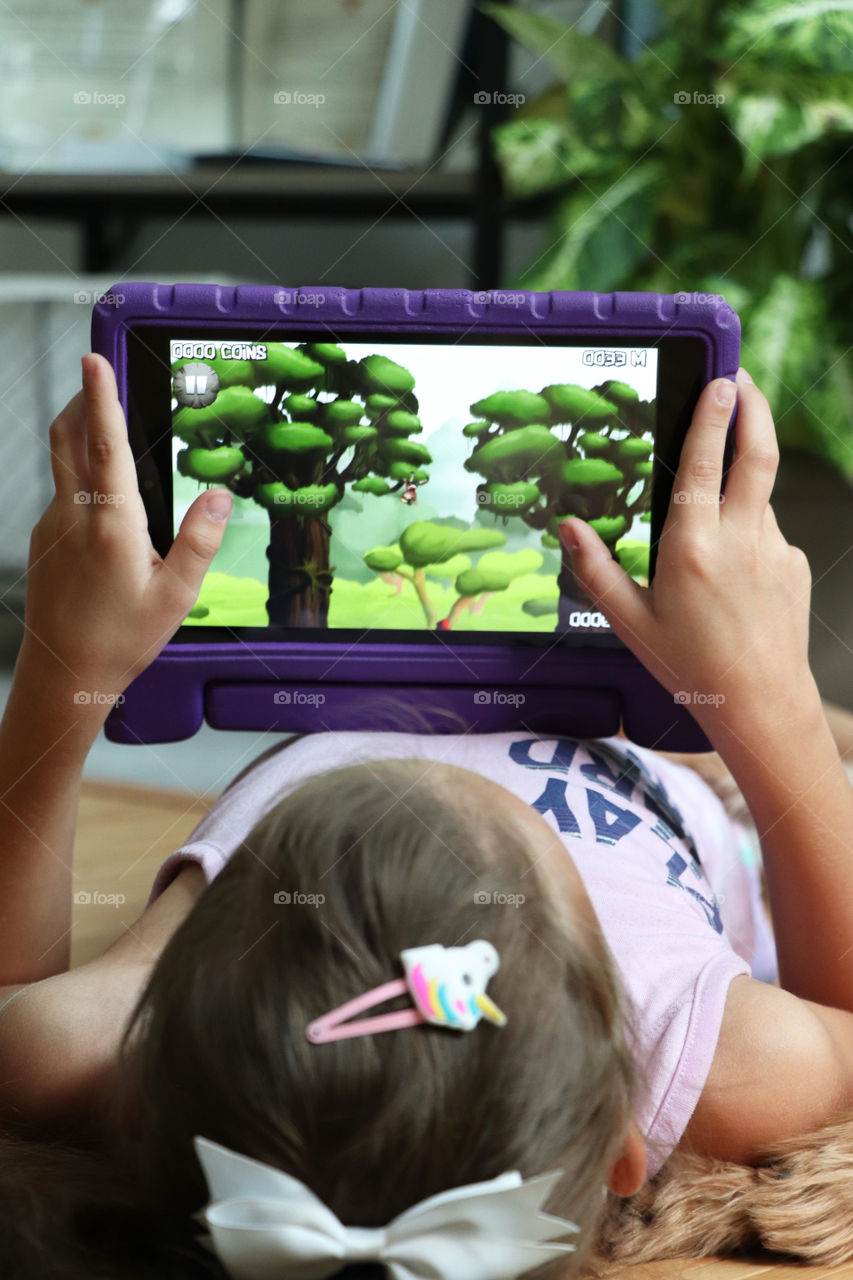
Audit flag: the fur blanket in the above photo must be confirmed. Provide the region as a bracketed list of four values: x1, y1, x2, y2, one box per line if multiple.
[589, 752, 853, 1271]
[592, 1111, 853, 1270]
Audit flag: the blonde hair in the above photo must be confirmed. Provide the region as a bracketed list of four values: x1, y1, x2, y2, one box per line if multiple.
[108, 755, 653, 1277]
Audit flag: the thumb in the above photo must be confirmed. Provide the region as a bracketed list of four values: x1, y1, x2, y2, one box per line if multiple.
[558, 518, 651, 645]
[160, 489, 233, 606]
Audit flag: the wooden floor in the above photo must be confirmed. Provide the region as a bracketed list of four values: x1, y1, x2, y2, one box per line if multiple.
[72, 778, 214, 966]
[73, 779, 852, 1279]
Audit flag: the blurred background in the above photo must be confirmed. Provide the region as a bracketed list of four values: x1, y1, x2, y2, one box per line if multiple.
[0, 0, 851, 797]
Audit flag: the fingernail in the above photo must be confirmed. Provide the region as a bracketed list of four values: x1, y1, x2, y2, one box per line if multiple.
[714, 378, 736, 407]
[736, 366, 754, 385]
[206, 492, 233, 523]
[559, 519, 579, 551]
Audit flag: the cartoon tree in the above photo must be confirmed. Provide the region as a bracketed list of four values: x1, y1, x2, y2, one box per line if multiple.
[463, 379, 653, 631]
[443, 548, 543, 629]
[173, 345, 431, 627]
[364, 521, 507, 628]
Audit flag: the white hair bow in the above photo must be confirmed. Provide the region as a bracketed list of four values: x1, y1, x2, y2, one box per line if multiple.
[194, 1136, 580, 1280]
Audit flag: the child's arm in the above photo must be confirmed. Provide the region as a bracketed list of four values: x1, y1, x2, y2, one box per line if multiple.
[0, 861, 207, 1130]
[650, 697, 853, 832]
[0, 354, 232, 987]
[560, 370, 853, 1159]
[561, 370, 849, 1011]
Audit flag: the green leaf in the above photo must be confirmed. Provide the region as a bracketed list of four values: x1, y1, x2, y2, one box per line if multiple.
[492, 116, 604, 199]
[387, 461, 429, 482]
[741, 274, 822, 415]
[342, 425, 378, 445]
[197, 356, 253, 389]
[480, 3, 628, 83]
[578, 431, 610, 454]
[425, 554, 470, 581]
[173, 387, 270, 443]
[384, 410, 423, 435]
[482, 481, 541, 513]
[615, 539, 650, 579]
[379, 438, 432, 467]
[467, 425, 564, 484]
[364, 394, 397, 419]
[400, 521, 506, 568]
[470, 389, 551, 425]
[518, 162, 662, 292]
[455, 548, 543, 596]
[261, 423, 334, 454]
[282, 394, 319, 418]
[542, 385, 617, 423]
[487, 0, 853, 483]
[561, 457, 623, 487]
[353, 476, 391, 496]
[260, 346, 325, 387]
[522, 593, 559, 616]
[365, 545, 403, 572]
[177, 446, 245, 482]
[302, 342, 347, 365]
[770, 342, 853, 476]
[359, 354, 416, 395]
[724, 1, 853, 71]
[723, 89, 853, 176]
[323, 399, 365, 427]
[617, 436, 653, 457]
[589, 515, 628, 545]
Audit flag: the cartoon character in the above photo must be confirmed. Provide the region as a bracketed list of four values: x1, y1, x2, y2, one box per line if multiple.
[400, 940, 506, 1030]
[400, 473, 428, 505]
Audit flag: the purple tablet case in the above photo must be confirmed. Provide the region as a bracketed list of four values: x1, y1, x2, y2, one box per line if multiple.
[91, 284, 740, 750]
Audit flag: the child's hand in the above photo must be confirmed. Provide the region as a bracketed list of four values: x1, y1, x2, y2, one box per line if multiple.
[558, 368, 814, 731]
[20, 353, 232, 699]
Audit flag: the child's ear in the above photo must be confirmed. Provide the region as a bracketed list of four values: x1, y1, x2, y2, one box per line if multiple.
[606, 1122, 647, 1197]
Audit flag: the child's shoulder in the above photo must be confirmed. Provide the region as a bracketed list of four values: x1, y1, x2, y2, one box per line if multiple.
[0, 864, 205, 1130]
[680, 974, 853, 1163]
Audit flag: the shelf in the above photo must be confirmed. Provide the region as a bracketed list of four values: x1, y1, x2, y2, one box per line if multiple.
[0, 165, 478, 217]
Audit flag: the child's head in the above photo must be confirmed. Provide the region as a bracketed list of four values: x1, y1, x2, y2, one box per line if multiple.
[112, 757, 650, 1277]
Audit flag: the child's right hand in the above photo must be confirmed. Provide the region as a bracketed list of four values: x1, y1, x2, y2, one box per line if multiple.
[558, 368, 816, 734]
[19, 354, 232, 703]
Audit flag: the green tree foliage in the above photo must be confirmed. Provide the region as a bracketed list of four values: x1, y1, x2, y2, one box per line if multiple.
[483, 0, 853, 475]
[464, 379, 653, 544]
[464, 378, 653, 618]
[172, 345, 429, 626]
[364, 521, 508, 628]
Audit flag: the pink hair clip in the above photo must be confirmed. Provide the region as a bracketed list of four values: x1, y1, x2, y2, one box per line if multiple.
[305, 940, 507, 1044]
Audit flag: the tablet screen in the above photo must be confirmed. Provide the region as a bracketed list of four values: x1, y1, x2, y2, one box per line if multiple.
[127, 327, 704, 647]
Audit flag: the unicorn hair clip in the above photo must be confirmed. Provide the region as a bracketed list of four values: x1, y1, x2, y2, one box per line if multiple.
[305, 940, 507, 1044]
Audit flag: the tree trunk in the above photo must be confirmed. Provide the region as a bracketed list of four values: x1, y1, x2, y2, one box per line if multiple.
[266, 514, 332, 628]
[412, 568, 437, 628]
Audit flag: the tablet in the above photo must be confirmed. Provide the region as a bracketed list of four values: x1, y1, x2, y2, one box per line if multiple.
[91, 285, 739, 748]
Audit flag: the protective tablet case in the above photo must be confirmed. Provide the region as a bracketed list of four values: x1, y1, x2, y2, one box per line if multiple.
[91, 285, 740, 749]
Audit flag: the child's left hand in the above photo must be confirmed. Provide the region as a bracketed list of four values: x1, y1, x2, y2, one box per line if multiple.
[19, 353, 232, 699]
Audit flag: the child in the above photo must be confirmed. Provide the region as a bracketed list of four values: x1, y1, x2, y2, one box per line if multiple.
[1, 356, 852, 1279]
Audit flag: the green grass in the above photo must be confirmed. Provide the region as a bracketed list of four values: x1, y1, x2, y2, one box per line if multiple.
[183, 571, 269, 626]
[184, 569, 564, 630]
[186, 564, 646, 632]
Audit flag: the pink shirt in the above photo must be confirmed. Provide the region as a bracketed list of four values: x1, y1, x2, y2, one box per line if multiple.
[151, 732, 776, 1177]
